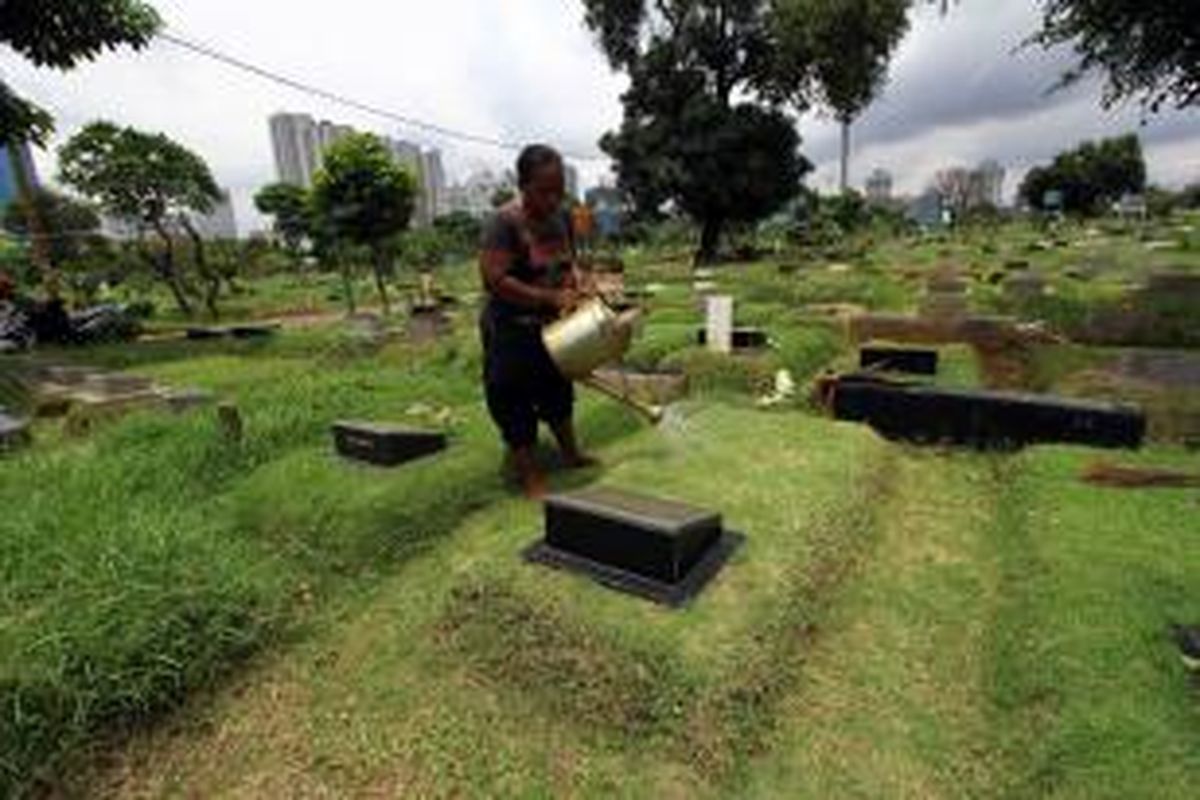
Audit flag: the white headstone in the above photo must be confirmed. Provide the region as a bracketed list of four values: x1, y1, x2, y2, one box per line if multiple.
[706, 295, 733, 354]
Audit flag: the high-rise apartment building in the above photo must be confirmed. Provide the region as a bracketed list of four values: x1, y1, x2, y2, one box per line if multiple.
[865, 168, 893, 204]
[422, 149, 446, 221]
[0, 142, 38, 211]
[564, 162, 580, 202]
[270, 113, 446, 226]
[269, 112, 322, 187]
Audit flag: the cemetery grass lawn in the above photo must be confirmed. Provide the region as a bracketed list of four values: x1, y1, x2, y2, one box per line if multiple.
[0, 324, 642, 795]
[6, 218, 1200, 796]
[65, 415, 1200, 799]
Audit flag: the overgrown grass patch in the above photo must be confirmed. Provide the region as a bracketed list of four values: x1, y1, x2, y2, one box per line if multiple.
[985, 446, 1200, 798]
[0, 324, 642, 796]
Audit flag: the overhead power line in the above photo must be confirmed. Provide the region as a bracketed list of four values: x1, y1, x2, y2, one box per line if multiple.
[156, 30, 608, 163]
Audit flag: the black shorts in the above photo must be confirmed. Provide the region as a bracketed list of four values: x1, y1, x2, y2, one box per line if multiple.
[480, 312, 574, 449]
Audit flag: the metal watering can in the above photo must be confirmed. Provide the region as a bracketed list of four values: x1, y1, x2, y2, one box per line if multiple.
[542, 298, 663, 423]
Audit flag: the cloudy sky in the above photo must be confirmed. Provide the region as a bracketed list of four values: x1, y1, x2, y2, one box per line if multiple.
[2, 0, 1197, 232]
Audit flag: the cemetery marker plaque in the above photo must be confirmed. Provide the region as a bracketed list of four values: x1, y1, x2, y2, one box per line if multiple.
[705, 295, 733, 354]
[524, 487, 744, 607]
[833, 378, 1146, 450]
[332, 420, 447, 467]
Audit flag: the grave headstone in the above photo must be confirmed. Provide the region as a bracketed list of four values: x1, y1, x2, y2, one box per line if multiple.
[186, 327, 227, 340]
[229, 324, 279, 339]
[332, 420, 446, 466]
[65, 387, 164, 435]
[696, 327, 768, 350]
[705, 295, 734, 354]
[83, 372, 154, 396]
[159, 387, 215, 414]
[0, 411, 30, 452]
[407, 305, 450, 343]
[40, 365, 98, 386]
[833, 379, 1145, 450]
[524, 487, 743, 606]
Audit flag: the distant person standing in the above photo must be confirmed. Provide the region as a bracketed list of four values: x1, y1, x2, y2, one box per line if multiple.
[570, 202, 595, 262]
[478, 145, 595, 499]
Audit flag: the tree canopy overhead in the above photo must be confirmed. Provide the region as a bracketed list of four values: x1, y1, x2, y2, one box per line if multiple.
[0, 0, 161, 146]
[1032, 0, 1200, 112]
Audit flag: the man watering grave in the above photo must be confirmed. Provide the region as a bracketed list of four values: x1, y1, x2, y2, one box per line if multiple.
[478, 144, 597, 499]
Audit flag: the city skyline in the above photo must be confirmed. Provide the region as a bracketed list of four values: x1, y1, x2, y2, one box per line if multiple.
[2, 1, 1196, 234]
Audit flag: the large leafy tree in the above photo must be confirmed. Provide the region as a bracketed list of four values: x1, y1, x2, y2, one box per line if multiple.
[1, 0, 160, 289]
[584, 0, 812, 263]
[311, 133, 416, 315]
[1032, 0, 1200, 112]
[0, 0, 161, 147]
[59, 121, 221, 316]
[254, 182, 312, 265]
[775, 0, 909, 192]
[2, 189, 101, 268]
[1019, 133, 1146, 215]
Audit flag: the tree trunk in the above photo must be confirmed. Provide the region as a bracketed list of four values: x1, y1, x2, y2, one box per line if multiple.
[371, 246, 392, 316]
[694, 217, 724, 266]
[340, 263, 357, 315]
[840, 117, 852, 194]
[180, 215, 220, 320]
[9, 145, 55, 295]
[150, 218, 193, 317]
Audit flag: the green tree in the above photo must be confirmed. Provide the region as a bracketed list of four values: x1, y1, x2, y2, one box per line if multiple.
[584, 0, 814, 263]
[402, 228, 447, 272]
[1019, 134, 1147, 216]
[2, 188, 101, 267]
[776, 0, 909, 192]
[0, 0, 160, 147]
[1, 1, 160, 289]
[433, 210, 482, 258]
[311, 133, 416, 315]
[1032, 0, 1200, 112]
[254, 182, 312, 265]
[59, 121, 222, 316]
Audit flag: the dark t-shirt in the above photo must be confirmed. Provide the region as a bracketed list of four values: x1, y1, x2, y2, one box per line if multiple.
[480, 203, 574, 325]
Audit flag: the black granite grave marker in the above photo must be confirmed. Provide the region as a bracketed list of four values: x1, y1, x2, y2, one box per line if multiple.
[524, 487, 743, 607]
[0, 411, 30, 451]
[696, 327, 769, 349]
[332, 420, 447, 466]
[186, 327, 227, 340]
[229, 324, 278, 339]
[833, 379, 1145, 450]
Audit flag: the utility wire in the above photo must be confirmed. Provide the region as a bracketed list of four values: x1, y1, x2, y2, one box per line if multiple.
[156, 30, 608, 163]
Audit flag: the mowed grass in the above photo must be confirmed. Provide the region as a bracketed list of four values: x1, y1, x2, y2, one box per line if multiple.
[87, 407, 894, 797]
[78, 420, 1200, 799]
[5, 218, 1200, 796]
